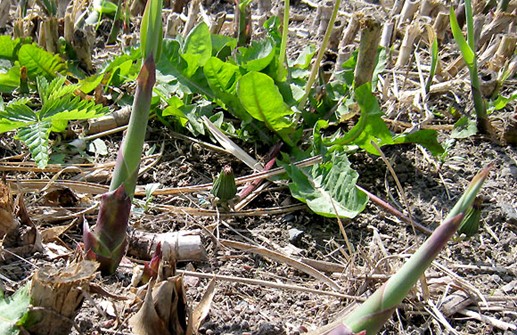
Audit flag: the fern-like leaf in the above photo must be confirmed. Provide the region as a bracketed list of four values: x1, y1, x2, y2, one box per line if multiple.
[0, 99, 36, 133]
[40, 95, 108, 121]
[16, 121, 52, 168]
[18, 44, 66, 79]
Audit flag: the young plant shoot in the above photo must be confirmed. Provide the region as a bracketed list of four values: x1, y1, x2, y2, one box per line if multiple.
[83, 0, 162, 275]
[324, 165, 490, 334]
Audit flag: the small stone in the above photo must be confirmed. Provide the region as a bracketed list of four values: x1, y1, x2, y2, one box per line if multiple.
[288, 228, 304, 245]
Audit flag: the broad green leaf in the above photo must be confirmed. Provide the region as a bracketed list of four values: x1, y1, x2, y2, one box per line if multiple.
[0, 283, 31, 335]
[449, 7, 475, 66]
[283, 151, 368, 218]
[237, 71, 294, 144]
[341, 84, 393, 153]
[211, 34, 237, 56]
[158, 39, 214, 99]
[288, 44, 316, 69]
[451, 116, 477, 139]
[393, 129, 444, 156]
[18, 44, 66, 79]
[204, 57, 240, 93]
[204, 57, 251, 122]
[0, 36, 21, 61]
[425, 26, 439, 94]
[93, 0, 118, 16]
[489, 91, 517, 111]
[140, 0, 163, 60]
[78, 73, 104, 94]
[237, 38, 275, 72]
[17, 120, 52, 168]
[0, 66, 21, 93]
[182, 22, 212, 77]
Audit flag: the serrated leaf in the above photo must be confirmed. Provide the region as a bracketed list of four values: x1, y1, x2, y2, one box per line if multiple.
[283, 151, 368, 218]
[18, 44, 66, 79]
[0, 99, 36, 133]
[237, 71, 295, 144]
[17, 121, 52, 168]
[0, 283, 31, 335]
[40, 95, 108, 121]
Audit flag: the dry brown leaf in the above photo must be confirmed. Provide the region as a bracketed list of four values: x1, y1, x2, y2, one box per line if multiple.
[190, 277, 217, 333]
[41, 221, 75, 243]
[129, 277, 189, 335]
[129, 282, 171, 335]
[0, 178, 16, 237]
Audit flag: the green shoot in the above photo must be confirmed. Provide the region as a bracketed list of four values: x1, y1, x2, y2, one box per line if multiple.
[298, 0, 342, 109]
[450, 0, 487, 132]
[84, 0, 162, 275]
[276, 0, 290, 82]
[326, 165, 491, 334]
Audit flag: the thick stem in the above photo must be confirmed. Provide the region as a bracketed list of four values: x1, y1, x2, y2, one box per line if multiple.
[109, 56, 156, 196]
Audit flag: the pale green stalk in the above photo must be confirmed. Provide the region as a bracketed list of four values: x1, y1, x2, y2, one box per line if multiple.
[327, 165, 491, 334]
[298, 0, 341, 110]
[450, 0, 487, 131]
[110, 0, 162, 196]
[276, 0, 290, 81]
[84, 0, 162, 275]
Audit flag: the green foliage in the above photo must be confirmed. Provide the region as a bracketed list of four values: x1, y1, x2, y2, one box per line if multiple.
[0, 76, 108, 168]
[237, 71, 296, 145]
[0, 283, 31, 335]
[0, 37, 66, 93]
[140, 0, 163, 61]
[282, 150, 368, 218]
[451, 116, 478, 139]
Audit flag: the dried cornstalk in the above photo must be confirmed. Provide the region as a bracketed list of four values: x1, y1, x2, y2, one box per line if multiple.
[397, 0, 421, 30]
[354, 17, 382, 87]
[478, 12, 517, 47]
[396, 22, 421, 67]
[183, 0, 201, 36]
[314, 0, 333, 37]
[419, 0, 441, 17]
[390, 0, 405, 16]
[88, 106, 132, 134]
[340, 12, 362, 47]
[329, 19, 345, 51]
[0, 0, 9, 29]
[489, 33, 517, 71]
[26, 261, 99, 335]
[165, 12, 184, 37]
[210, 12, 226, 34]
[433, 11, 449, 41]
[380, 19, 396, 48]
[127, 230, 207, 263]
